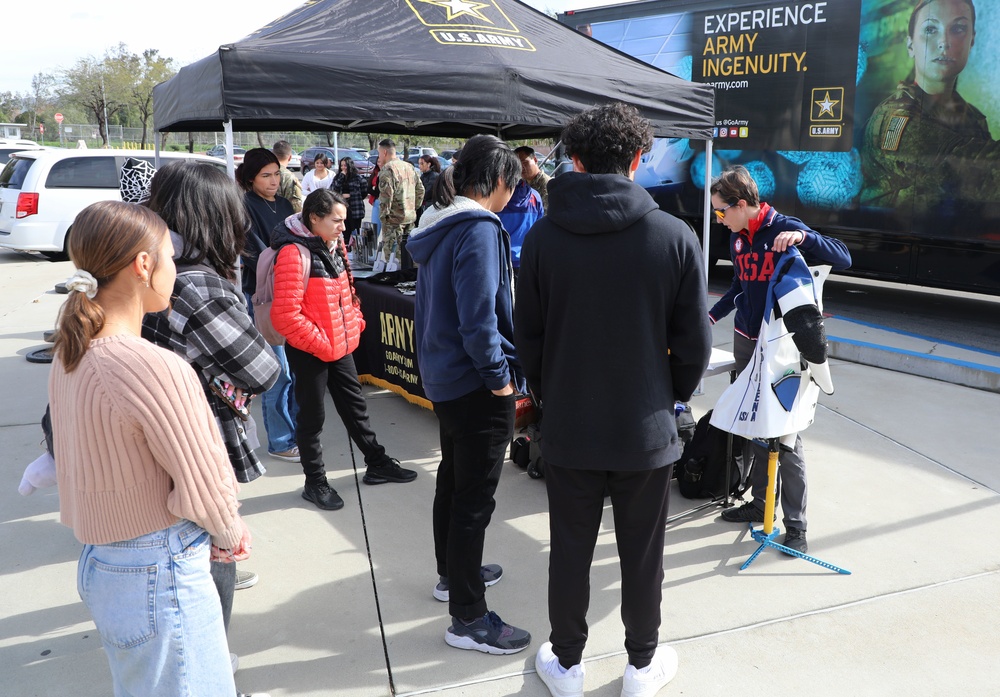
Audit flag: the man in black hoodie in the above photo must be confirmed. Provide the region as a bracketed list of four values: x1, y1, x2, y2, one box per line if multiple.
[515, 103, 712, 697]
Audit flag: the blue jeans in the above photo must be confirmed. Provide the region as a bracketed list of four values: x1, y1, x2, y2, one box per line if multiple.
[371, 199, 382, 237]
[77, 520, 235, 697]
[260, 343, 299, 453]
[243, 293, 298, 453]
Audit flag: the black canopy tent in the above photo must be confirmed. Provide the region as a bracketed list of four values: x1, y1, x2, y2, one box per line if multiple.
[152, 0, 717, 267]
[153, 0, 713, 139]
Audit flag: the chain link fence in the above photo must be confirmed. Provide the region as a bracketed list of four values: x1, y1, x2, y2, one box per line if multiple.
[32, 124, 378, 153]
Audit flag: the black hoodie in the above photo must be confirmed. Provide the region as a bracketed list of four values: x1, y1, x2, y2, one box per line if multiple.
[514, 172, 712, 471]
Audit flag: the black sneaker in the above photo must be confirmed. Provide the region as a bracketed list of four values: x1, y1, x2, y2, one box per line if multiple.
[782, 527, 808, 554]
[720, 501, 772, 524]
[433, 563, 503, 602]
[363, 457, 418, 485]
[302, 480, 344, 510]
[445, 610, 531, 655]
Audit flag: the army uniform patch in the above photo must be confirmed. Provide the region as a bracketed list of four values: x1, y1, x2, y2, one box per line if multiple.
[881, 115, 909, 151]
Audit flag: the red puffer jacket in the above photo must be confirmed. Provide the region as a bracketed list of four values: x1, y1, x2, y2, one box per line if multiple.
[270, 224, 364, 363]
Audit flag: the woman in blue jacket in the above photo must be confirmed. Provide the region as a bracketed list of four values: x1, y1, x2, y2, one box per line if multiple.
[709, 165, 852, 554]
[406, 135, 530, 657]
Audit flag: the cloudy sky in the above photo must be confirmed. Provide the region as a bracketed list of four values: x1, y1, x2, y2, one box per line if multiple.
[2, 0, 622, 95]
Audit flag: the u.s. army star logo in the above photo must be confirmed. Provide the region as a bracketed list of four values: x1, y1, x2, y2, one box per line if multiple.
[407, 0, 536, 51]
[420, 0, 491, 22]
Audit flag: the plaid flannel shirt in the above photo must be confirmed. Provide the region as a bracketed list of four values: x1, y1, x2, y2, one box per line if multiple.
[142, 269, 280, 483]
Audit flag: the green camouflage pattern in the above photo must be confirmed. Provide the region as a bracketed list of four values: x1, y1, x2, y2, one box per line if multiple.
[379, 159, 424, 228]
[527, 170, 551, 209]
[380, 223, 414, 262]
[862, 81, 999, 213]
[279, 166, 303, 213]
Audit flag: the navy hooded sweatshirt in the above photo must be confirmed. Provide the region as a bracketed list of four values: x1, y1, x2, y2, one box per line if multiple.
[514, 172, 712, 471]
[708, 204, 852, 340]
[407, 197, 526, 403]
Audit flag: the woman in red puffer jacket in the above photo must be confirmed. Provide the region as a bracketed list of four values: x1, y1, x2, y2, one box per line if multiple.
[270, 189, 417, 512]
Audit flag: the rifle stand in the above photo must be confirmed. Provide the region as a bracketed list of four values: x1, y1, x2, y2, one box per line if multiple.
[739, 438, 851, 575]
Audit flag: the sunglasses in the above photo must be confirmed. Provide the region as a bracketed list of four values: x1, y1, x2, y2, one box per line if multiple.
[713, 202, 735, 220]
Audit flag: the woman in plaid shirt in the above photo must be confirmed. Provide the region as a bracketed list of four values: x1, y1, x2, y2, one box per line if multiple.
[140, 160, 280, 696]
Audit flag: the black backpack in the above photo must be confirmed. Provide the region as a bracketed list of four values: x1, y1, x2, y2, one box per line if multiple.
[677, 409, 746, 499]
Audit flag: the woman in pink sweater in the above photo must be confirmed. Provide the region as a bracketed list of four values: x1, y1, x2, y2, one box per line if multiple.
[50, 200, 250, 695]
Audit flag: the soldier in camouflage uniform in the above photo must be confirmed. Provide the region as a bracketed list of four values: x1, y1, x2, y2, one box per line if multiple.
[861, 80, 996, 213]
[861, 0, 997, 215]
[273, 140, 303, 213]
[377, 139, 424, 263]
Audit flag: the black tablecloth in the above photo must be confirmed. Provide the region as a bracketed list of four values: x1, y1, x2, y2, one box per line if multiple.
[354, 279, 430, 409]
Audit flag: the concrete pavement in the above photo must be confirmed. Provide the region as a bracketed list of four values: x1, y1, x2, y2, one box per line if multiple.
[1, 249, 998, 696]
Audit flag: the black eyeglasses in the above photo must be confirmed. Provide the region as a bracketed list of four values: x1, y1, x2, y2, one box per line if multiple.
[713, 202, 735, 220]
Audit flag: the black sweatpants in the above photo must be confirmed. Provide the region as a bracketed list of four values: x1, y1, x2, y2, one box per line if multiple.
[285, 345, 386, 485]
[432, 387, 516, 620]
[544, 462, 673, 670]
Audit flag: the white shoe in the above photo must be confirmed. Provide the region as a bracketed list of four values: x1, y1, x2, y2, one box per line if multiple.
[621, 646, 678, 697]
[230, 652, 239, 674]
[535, 642, 584, 697]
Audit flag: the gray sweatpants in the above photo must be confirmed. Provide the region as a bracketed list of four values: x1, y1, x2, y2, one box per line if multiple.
[733, 333, 808, 531]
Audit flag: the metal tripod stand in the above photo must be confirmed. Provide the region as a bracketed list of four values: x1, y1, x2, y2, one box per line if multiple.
[739, 438, 850, 574]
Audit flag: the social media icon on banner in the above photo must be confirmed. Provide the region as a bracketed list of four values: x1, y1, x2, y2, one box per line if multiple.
[729, 128, 738, 137]
[739, 127, 748, 138]
[719, 129, 728, 138]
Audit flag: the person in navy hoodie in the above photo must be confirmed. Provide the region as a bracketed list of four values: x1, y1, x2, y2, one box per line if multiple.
[496, 178, 544, 284]
[407, 135, 531, 657]
[709, 165, 852, 554]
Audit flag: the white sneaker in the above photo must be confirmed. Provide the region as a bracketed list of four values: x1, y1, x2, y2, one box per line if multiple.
[621, 646, 678, 697]
[230, 652, 239, 674]
[535, 642, 584, 697]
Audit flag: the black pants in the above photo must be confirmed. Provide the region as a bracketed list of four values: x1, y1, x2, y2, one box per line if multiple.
[432, 388, 516, 619]
[345, 217, 362, 246]
[544, 462, 673, 670]
[285, 345, 386, 485]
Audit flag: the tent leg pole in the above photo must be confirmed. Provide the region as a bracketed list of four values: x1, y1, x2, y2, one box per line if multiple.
[701, 138, 713, 281]
[695, 137, 714, 396]
[154, 132, 161, 168]
[224, 121, 235, 179]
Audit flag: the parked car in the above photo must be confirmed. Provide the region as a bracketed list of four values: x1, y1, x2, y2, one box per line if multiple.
[408, 146, 438, 158]
[407, 154, 451, 173]
[288, 151, 301, 171]
[300, 147, 373, 176]
[0, 149, 226, 259]
[0, 140, 46, 168]
[204, 144, 246, 163]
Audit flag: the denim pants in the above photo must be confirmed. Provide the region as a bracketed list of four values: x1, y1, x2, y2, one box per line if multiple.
[371, 199, 382, 237]
[285, 345, 387, 485]
[243, 293, 299, 454]
[77, 520, 235, 697]
[260, 343, 299, 454]
[432, 387, 516, 619]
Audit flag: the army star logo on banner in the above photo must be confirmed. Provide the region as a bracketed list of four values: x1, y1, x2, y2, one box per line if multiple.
[407, 0, 536, 51]
[421, 0, 491, 22]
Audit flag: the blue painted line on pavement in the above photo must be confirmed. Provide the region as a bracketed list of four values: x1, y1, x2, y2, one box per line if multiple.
[828, 316, 1000, 359]
[829, 336, 1000, 374]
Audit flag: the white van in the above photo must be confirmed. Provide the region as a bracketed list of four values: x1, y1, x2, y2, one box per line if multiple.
[0, 149, 225, 258]
[0, 139, 46, 168]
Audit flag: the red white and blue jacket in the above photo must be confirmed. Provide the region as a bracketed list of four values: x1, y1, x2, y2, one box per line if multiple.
[709, 204, 851, 339]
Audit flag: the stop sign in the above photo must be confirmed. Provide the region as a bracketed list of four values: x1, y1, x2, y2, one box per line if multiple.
[54, 113, 64, 124]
